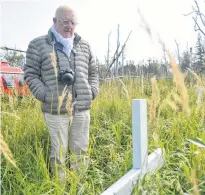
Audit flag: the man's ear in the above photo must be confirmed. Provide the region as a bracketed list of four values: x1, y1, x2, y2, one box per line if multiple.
[53, 17, 57, 24]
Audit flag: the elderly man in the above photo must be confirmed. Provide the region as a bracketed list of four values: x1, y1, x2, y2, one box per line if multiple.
[24, 5, 99, 181]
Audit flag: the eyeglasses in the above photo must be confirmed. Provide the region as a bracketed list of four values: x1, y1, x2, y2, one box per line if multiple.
[58, 19, 76, 26]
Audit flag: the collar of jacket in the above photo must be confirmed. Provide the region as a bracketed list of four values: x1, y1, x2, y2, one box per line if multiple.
[46, 29, 81, 48]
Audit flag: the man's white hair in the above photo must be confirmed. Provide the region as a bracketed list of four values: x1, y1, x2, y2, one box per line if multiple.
[55, 5, 77, 23]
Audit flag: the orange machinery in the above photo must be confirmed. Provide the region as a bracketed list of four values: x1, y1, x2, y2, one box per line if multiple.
[0, 61, 30, 96]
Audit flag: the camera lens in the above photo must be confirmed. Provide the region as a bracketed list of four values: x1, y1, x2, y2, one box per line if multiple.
[61, 73, 74, 85]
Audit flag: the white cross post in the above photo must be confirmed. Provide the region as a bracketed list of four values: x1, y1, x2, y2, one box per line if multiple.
[132, 99, 148, 171]
[101, 99, 164, 195]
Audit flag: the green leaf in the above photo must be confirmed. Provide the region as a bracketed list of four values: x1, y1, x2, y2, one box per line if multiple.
[187, 138, 205, 148]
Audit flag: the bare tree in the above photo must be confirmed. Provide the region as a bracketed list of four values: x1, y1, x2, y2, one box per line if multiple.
[121, 46, 125, 76]
[103, 30, 132, 80]
[106, 31, 112, 68]
[175, 40, 181, 66]
[185, 0, 205, 36]
[115, 24, 120, 77]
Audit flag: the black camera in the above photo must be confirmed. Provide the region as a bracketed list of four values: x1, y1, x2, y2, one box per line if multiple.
[58, 68, 75, 86]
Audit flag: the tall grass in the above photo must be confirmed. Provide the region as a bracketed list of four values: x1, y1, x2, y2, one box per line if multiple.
[1, 77, 205, 195]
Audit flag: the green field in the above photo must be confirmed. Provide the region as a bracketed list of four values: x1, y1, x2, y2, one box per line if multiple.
[1, 77, 205, 195]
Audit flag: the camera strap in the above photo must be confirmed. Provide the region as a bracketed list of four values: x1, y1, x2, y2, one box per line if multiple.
[52, 42, 61, 73]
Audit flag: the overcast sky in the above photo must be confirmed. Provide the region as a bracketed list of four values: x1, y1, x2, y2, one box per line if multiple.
[0, 0, 203, 63]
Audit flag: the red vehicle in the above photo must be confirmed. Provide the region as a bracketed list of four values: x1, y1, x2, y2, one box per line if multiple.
[0, 61, 30, 96]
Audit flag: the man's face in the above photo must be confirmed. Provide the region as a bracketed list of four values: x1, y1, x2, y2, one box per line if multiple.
[53, 9, 76, 38]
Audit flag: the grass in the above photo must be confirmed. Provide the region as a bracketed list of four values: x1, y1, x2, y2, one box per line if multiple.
[1, 76, 205, 195]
